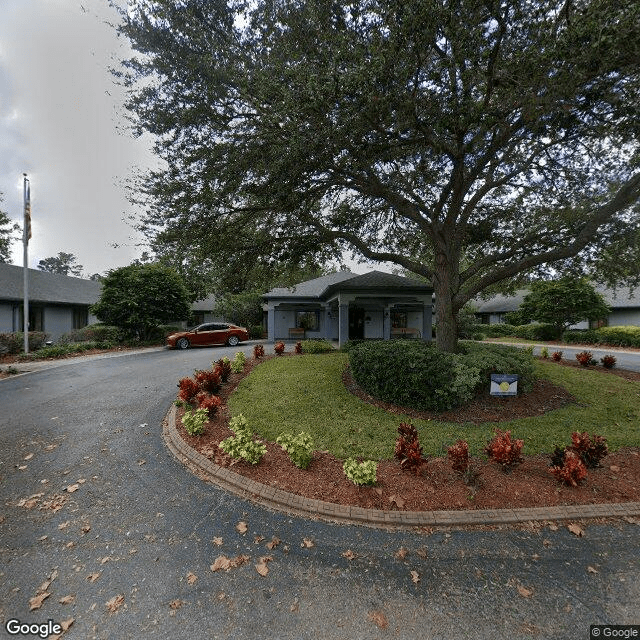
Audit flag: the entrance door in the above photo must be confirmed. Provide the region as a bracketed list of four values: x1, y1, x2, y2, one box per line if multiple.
[348, 308, 365, 340]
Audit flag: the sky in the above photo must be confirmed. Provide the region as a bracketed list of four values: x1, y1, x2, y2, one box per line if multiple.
[0, 0, 158, 277]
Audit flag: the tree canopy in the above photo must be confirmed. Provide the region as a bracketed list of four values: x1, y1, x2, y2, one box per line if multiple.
[90, 263, 191, 340]
[115, 0, 640, 351]
[514, 277, 611, 336]
[0, 194, 18, 263]
[37, 252, 84, 277]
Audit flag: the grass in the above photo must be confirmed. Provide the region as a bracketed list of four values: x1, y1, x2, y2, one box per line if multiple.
[228, 353, 640, 461]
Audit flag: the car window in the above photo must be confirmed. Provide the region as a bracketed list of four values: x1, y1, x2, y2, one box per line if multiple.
[198, 324, 215, 332]
[212, 323, 228, 330]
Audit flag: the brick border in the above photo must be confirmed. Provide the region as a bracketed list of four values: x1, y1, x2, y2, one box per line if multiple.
[163, 404, 640, 530]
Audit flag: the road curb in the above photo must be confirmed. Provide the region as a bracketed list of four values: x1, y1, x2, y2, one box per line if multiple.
[162, 404, 640, 530]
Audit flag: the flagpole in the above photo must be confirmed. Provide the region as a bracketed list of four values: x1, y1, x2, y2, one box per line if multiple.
[23, 173, 29, 354]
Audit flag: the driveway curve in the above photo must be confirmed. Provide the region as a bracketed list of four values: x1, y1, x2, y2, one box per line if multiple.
[1, 345, 638, 639]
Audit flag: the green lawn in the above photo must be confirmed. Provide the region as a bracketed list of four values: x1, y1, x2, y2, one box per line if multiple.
[228, 353, 640, 461]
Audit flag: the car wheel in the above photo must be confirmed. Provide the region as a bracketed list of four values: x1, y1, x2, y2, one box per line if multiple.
[176, 337, 190, 350]
[227, 335, 239, 347]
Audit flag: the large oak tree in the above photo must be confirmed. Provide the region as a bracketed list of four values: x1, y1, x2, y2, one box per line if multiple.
[115, 0, 640, 351]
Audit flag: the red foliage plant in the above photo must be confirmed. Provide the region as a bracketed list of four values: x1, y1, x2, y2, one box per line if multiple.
[601, 355, 616, 369]
[575, 351, 593, 367]
[194, 369, 221, 393]
[274, 342, 286, 355]
[394, 422, 427, 475]
[295, 341, 303, 354]
[570, 431, 608, 468]
[197, 393, 222, 417]
[177, 377, 200, 402]
[484, 429, 524, 472]
[448, 439, 470, 474]
[253, 344, 265, 359]
[551, 351, 563, 362]
[549, 450, 588, 486]
[214, 359, 232, 382]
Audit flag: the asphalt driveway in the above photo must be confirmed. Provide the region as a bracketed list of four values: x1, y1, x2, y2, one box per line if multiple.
[1, 345, 638, 639]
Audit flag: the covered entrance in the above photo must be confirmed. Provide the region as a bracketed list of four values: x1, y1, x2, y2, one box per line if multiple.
[348, 307, 365, 340]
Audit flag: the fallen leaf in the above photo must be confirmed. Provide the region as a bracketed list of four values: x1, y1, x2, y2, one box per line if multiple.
[410, 570, 420, 584]
[341, 550, 357, 560]
[60, 619, 74, 632]
[211, 555, 231, 572]
[106, 594, 125, 613]
[186, 572, 198, 585]
[517, 585, 533, 598]
[100, 557, 112, 565]
[86, 572, 101, 583]
[77, 478, 86, 484]
[254, 535, 265, 544]
[266, 537, 281, 550]
[587, 566, 599, 574]
[394, 547, 409, 560]
[236, 521, 248, 534]
[29, 592, 50, 610]
[66, 484, 80, 493]
[388, 495, 406, 509]
[547, 522, 559, 531]
[212, 537, 223, 546]
[59, 595, 75, 605]
[609, 465, 620, 473]
[58, 521, 71, 531]
[24, 453, 34, 460]
[255, 561, 269, 576]
[301, 538, 315, 548]
[138, 459, 146, 466]
[416, 547, 428, 559]
[169, 599, 184, 610]
[368, 610, 388, 629]
[567, 523, 585, 537]
[18, 465, 27, 471]
[81, 524, 91, 534]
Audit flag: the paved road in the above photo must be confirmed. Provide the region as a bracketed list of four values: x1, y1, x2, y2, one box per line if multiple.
[1, 345, 639, 639]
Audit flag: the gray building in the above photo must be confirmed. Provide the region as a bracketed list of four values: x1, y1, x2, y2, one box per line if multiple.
[474, 287, 640, 328]
[264, 271, 434, 348]
[0, 263, 101, 341]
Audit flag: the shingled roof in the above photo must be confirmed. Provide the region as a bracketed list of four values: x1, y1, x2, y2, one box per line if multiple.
[264, 270, 432, 300]
[0, 263, 101, 305]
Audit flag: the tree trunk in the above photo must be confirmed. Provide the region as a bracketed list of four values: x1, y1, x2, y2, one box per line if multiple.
[433, 249, 461, 353]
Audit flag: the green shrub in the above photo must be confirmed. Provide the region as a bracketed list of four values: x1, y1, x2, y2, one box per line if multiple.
[561, 329, 600, 345]
[594, 326, 640, 348]
[181, 407, 208, 436]
[219, 414, 266, 464]
[341, 339, 384, 353]
[512, 323, 558, 341]
[276, 431, 314, 469]
[349, 341, 534, 412]
[231, 351, 246, 373]
[343, 458, 378, 486]
[301, 339, 335, 354]
[477, 324, 517, 338]
[0, 331, 48, 355]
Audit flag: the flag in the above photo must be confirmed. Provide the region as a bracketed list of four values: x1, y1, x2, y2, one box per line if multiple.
[24, 177, 31, 241]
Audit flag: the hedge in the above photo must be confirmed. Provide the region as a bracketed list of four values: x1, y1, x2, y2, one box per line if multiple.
[0, 331, 48, 355]
[562, 326, 640, 348]
[349, 340, 534, 412]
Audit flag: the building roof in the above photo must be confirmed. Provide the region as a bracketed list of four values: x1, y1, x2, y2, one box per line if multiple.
[264, 270, 432, 300]
[474, 286, 640, 314]
[0, 263, 101, 305]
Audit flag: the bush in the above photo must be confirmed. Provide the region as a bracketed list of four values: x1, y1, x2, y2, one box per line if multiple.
[274, 341, 285, 355]
[512, 323, 558, 341]
[575, 350, 594, 366]
[58, 324, 124, 344]
[484, 429, 524, 472]
[349, 341, 535, 412]
[276, 431, 314, 469]
[570, 432, 608, 469]
[253, 344, 265, 359]
[601, 355, 616, 369]
[301, 339, 335, 354]
[195, 369, 221, 393]
[249, 324, 265, 339]
[551, 351, 563, 361]
[178, 377, 200, 402]
[340, 338, 384, 353]
[181, 407, 208, 436]
[343, 458, 378, 486]
[0, 331, 48, 355]
[448, 439, 470, 475]
[595, 326, 640, 348]
[394, 422, 427, 475]
[214, 357, 232, 381]
[549, 450, 588, 487]
[561, 329, 599, 345]
[219, 414, 266, 464]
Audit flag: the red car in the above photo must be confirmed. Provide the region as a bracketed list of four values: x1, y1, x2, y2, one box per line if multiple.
[166, 323, 249, 349]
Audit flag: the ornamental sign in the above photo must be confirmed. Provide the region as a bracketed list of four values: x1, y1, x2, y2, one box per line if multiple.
[490, 374, 519, 397]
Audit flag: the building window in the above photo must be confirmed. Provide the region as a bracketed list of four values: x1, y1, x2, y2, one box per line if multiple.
[296, 310, 319, 331]
[73, 307, 88, 329]
[391, 311, 407, 328]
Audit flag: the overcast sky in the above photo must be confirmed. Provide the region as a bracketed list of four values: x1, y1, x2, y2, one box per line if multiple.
[0, 0, 157, 277]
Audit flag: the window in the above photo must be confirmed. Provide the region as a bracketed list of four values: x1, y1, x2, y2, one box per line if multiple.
[296, 310, 319, 331]
[73, 306, 88, 329]
[391, 311, 407, 328]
